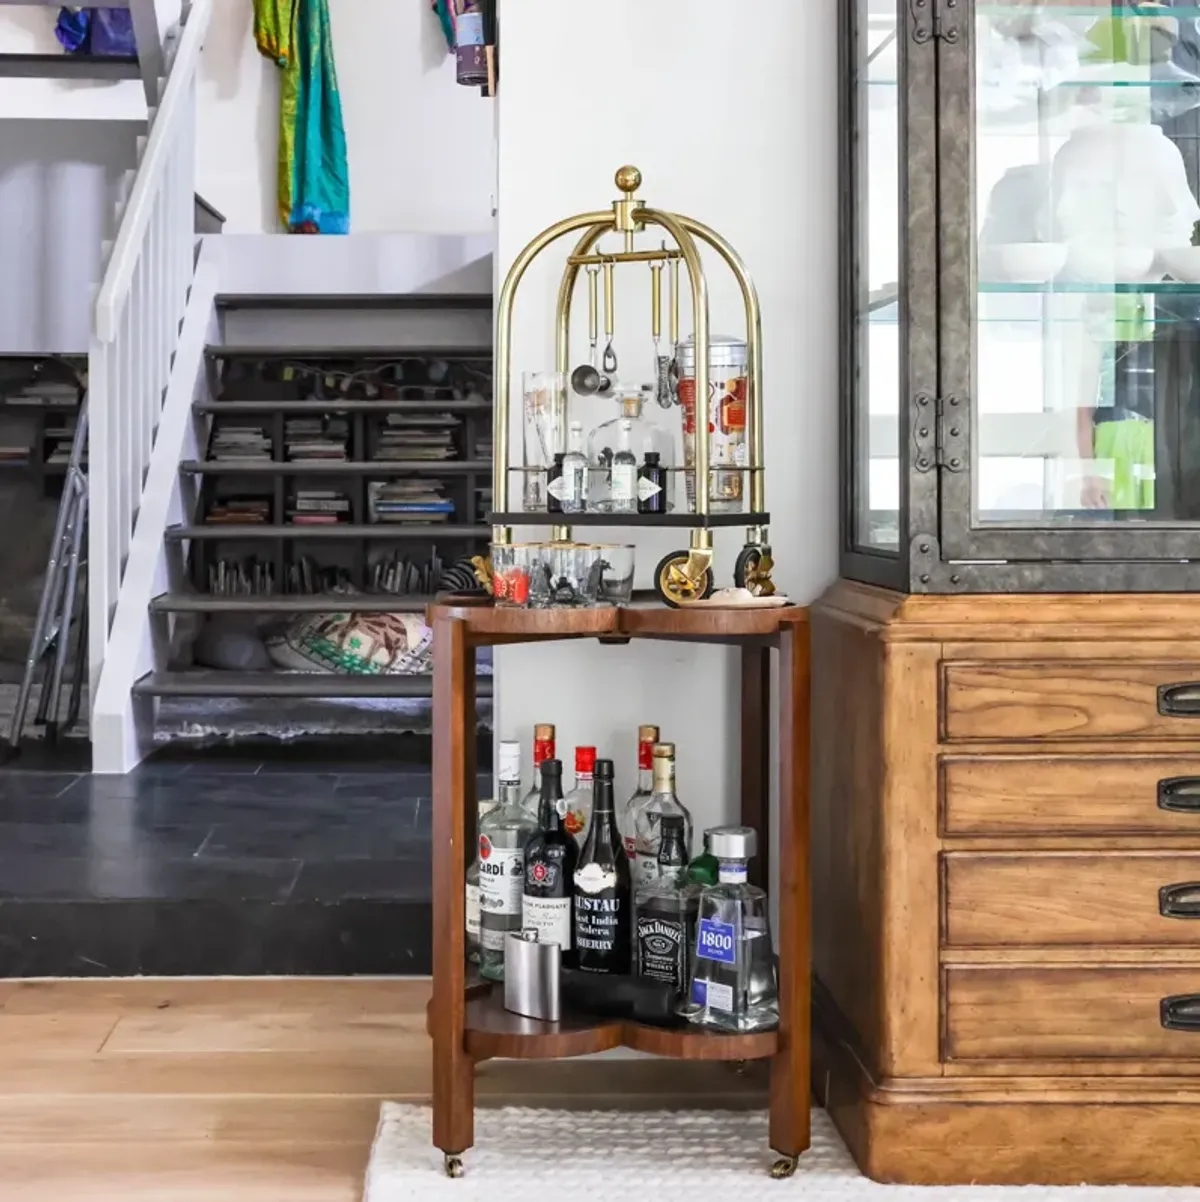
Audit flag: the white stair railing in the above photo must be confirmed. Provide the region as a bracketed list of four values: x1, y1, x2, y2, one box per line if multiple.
[88, 0, 211, 702]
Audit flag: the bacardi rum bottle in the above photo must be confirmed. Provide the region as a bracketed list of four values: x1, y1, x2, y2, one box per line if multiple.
[573, 759, 632, 974]
[478, 740, 535, 981]
[633, 742, 694, 887]
[465, 795, 497, 964]
[562, 745, 596, 846]
[522, 758, 578, 962]
[620, 724, 659, 861]
[519, 723, 555, 819]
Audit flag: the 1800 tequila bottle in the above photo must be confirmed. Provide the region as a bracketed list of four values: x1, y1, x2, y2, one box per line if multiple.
[686, 826, 778, 1032]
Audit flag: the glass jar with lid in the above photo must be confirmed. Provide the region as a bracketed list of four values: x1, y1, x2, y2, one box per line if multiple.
[676, 334, 748, 514]
[586, 387, 676, 513]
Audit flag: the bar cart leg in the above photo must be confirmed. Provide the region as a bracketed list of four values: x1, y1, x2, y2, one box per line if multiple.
[431, 615, 476, 1173]
[740, 642, 771, 891]
[768, 618, 811, 1176]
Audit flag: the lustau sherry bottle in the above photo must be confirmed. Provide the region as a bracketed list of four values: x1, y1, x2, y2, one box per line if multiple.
[573, 758, 632, 974]
[522, 758, 578, 963]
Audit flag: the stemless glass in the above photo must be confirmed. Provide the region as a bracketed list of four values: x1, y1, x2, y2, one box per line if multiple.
[522, 372, 568, 511]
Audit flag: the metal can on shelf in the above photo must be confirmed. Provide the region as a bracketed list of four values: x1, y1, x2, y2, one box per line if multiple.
[675, 334, 747, 513]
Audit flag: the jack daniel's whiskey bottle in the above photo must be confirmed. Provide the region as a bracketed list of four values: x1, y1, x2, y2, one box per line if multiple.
[633, 814, 699, 999]
[573, 758, 631, 973]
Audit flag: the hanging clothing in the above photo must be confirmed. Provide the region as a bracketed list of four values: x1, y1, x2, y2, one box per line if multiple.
[56, 7, 136, 57]
[253, 0, 350, 235]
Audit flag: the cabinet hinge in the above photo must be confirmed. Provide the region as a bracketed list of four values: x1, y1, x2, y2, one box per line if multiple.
[910, 0, 960, 44]
[913, 393, 965, 472]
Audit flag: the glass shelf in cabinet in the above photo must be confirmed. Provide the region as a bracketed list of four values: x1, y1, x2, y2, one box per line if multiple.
[980, 280, 1200, 295]
[981, 5, 1200, 16]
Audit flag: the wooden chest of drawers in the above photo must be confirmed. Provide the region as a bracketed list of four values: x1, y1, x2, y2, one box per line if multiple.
[812, 585, 1200, 1185]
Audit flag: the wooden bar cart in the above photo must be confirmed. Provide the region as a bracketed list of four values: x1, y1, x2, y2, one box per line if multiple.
[426, 600, 811, 1177]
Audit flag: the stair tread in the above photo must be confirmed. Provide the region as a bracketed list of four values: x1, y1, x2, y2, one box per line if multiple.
[193, 398, 492, 414]
[205, 344, 492, 359]
[165, 523, 490, 540]
[0, 52, 139, 79]
[180, 459, 491, 474]
[215, 293, 491, 311]
[151, 593, 441, 614]
[133, 670, 493, 699]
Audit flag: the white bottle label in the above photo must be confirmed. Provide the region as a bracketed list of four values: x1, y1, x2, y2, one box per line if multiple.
[637, 476, 662, 501]
[465, 882, 480, 940]
[575, 862, 617, 893]
[611, 464, 636, 502]
[546, 475, 569, 501]
[523, 894, 572, 951]
[704, 980, 734, 1012]
[563, 461, 586, 503]
[478, 841, 525, 931]
[633, 856, 660, 887]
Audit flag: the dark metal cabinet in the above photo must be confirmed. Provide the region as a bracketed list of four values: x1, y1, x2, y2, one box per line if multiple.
[842, 0, 1200, 591]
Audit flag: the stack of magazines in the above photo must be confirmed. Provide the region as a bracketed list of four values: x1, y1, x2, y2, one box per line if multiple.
[368, 480, 454, 524]
[210, 422, 271, 463]
[372, 413, 457, 462]
[288, 489, 350, 525]
[205, 497, 271, 525]
[285, 416, 349, 462]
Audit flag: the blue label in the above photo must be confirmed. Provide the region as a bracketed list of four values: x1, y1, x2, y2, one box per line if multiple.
[691, 979, 707, 1006]
[696, 917, 736, 965]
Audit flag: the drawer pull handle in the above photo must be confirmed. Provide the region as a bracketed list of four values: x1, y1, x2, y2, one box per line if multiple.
[1161, 995, 1200, 1031]
[1158, 777, 1200, 813]
[1159, 684, 1200, 716]
[1160, 883, 1200, 918]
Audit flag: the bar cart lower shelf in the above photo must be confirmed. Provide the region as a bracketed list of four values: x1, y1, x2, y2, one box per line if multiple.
[427, 599, 811, 1179]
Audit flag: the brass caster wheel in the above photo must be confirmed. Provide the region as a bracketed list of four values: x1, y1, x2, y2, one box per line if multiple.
[443, 1154, 465, 1179]
[734, 544, 776, 597]
[655, 550, 715, 608]
[769, 1154, 798, 1180]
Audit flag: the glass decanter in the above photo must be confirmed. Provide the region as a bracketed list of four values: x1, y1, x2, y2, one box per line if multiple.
[587, 387, 675, 513]
[685, 826, 778, 1033]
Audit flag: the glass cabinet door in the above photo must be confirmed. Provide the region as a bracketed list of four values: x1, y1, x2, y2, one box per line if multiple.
[939, 1, 1200, 571]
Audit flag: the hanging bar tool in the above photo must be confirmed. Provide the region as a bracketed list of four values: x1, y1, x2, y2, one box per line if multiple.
[570, 264, 606, 396]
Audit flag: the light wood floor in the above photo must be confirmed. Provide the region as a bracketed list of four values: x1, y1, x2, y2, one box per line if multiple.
[0, 977, 764, 1200]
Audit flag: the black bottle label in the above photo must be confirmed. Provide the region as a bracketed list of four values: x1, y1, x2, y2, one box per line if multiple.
[636, 911, 691, 991]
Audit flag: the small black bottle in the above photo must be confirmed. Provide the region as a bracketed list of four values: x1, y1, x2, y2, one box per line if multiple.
[637, 451, 667, 515]
[523, 759, 578, 964]
[546, 452, 566, 514]
[573, 758, 632, 973]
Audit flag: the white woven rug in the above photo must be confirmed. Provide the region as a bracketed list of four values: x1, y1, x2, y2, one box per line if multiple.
[363, 1104, 1197, 1201]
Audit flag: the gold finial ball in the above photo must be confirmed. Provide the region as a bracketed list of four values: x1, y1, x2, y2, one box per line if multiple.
[615, 165, 642, 194]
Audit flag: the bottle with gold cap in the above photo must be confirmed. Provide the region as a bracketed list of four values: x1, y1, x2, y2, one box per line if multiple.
[519, 723, 556, 819]
[619, 724, 660, 862]
[633, 742, 693, 888]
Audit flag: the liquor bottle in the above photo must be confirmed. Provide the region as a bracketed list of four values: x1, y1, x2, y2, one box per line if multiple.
[522, 758, 578, 962]
[519, 723, 555, 818]
[562, 745, 596, 846]
[687, 826, 778, 1032]
[560, 421, 588, 514]
[610, 419, 638, 514]
[478, 740, 536, 981]
[687, 830, 720, 887]
[573, 758, 632, 973]
[634, 814, 700, 999]
[465, 795, 497, 963]
[546, 452, 566, 514]
[588, 388, 674, 513]
[633, 742, 694, 887]
[619, 724, 659, 861]
[637, 451, 667, 515]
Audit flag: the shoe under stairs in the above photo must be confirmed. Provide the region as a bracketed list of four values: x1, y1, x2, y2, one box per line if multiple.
[134, 292, 495, 725]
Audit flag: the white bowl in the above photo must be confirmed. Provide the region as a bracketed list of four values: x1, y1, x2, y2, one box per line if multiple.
[1159, 247, 1200, 283]
[980, 242, 1067, 283]
[1062, 245, 1156, 284]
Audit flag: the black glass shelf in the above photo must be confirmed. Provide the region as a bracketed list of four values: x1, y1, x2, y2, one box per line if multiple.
[488, 511, 769, 529]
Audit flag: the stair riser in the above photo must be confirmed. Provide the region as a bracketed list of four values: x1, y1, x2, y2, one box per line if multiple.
[218, 309, 492, 349]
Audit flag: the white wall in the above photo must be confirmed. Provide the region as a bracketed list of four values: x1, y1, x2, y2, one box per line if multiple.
[197, 0, 495, 234]
[494, 0, 839, 836]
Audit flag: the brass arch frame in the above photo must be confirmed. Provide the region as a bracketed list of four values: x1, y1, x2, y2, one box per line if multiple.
[492, 172, 767, 572]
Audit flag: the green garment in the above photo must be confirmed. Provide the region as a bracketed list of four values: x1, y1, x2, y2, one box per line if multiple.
[1094, 418, 1155, 510]
[253, 0, 350, 234]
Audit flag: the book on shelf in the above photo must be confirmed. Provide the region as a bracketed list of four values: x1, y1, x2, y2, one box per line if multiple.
[205, 497, 272, 524]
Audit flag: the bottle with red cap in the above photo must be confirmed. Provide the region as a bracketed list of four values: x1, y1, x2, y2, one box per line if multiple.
[519, 723, 555, 819]
[562, 745, 596, 847]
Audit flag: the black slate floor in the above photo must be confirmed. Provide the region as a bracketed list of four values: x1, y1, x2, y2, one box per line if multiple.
[0, 735, 490, 977]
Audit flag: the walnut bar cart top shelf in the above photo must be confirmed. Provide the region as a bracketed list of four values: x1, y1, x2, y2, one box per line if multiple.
[426, 598, 811, 1178]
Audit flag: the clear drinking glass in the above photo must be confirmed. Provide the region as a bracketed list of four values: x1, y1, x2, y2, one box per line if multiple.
[522, 371, 568, 511]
